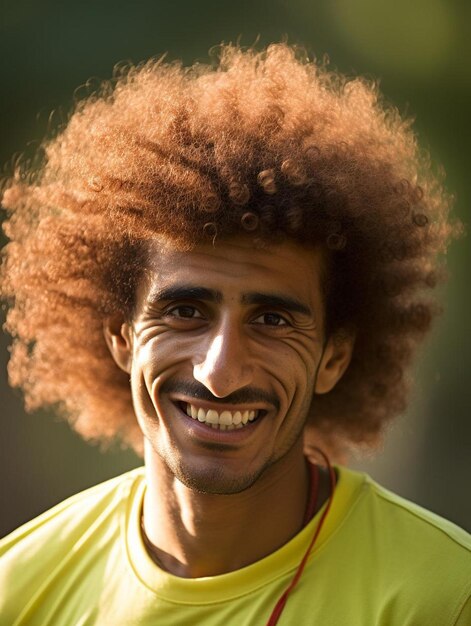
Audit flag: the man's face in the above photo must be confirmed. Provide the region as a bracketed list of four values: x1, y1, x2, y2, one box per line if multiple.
[107, 236, 352, 494]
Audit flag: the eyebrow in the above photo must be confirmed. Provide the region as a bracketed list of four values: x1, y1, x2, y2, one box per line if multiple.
[148, 285, 222, 303]
[241, 292, 312, 316]
[148, 284, 312, 316]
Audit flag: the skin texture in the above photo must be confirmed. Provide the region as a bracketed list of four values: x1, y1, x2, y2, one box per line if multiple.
[105, 236, 353, 577]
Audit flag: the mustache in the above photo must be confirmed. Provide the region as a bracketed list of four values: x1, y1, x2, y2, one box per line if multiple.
[160, 379, 280, 410]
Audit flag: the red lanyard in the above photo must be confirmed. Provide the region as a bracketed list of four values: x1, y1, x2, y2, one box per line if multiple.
[266, 451, 336, 626]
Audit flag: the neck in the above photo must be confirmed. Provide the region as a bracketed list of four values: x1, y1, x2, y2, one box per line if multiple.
[142, 439, 314, 578]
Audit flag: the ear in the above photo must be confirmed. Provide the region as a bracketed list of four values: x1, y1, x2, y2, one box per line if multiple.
[314, 331, 354, 394]
[103, 314, 133, 374]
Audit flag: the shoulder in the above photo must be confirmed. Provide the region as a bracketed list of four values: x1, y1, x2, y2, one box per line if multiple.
[332, 466, 471, 624]
[0, 467, 145, 620]
[356, 469, 471, 552]
[338, 466, 471, 569]
[1, 467, 144, 553]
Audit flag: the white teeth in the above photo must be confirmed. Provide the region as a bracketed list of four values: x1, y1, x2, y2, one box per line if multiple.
[219, 411, 233, 426]
[184, 404, 260, 429]
[205, 410, 219, 424]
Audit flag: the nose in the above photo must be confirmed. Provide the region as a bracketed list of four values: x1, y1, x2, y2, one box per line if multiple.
[193, 322, 253, 398]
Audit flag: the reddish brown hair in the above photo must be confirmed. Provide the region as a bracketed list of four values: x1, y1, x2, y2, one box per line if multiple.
[0, 44, 458, 457]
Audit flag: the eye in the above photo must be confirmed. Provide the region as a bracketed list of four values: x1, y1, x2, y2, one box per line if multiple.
[166, 305, 204, 319]
[252, 312, 288, 326]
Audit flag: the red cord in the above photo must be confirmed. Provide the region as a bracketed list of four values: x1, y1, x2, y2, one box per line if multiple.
[266, 451, 336, 626]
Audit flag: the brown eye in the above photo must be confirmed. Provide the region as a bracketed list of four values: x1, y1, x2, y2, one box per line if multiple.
[168, 306, 203, 319]
[253, 312, 288, 326]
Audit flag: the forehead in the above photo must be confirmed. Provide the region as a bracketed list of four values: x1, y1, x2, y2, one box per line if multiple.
[140, 236, 325, 310]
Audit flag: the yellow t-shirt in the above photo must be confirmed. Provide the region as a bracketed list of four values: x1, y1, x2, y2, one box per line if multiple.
[1, 466, 470, 625]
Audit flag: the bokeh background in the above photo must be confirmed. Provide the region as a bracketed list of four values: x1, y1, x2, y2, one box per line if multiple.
[1, 0, 470, 538]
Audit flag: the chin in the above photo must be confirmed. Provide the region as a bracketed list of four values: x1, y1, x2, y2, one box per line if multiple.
[172, 460, 268, 495]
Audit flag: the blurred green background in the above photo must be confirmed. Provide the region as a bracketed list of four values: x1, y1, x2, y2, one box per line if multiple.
[1, 0, 470, 537]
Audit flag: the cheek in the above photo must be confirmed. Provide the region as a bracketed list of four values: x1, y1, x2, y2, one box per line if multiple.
[268, 332, 319, 372]
[128, 366, 157, 437]
[129, 349, 179, 443]
[129, 368, 177, 456]
[132, 331, 187, 379]
[129, 337, 165, 418]
[136, 327, 205, 366]
[130, 333, 195, 414]
[256, 335, 320, 406]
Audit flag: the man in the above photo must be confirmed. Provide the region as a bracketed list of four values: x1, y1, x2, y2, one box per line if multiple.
[0, 44, 469, 624]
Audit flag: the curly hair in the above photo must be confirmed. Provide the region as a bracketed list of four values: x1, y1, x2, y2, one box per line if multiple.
[0, 44, 459, 457]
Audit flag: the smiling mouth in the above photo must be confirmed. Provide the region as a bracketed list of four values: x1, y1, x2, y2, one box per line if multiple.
[179, 402, 263, 430]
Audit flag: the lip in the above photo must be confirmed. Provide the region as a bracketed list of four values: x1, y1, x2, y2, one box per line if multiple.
[172, 399, 267, 445]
